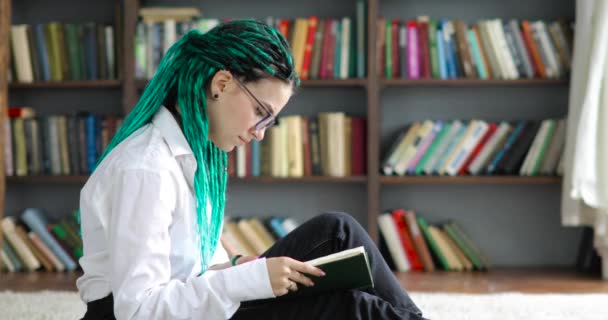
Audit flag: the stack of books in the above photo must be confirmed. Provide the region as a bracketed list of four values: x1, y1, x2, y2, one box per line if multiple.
[377, 17, 573, 80]
[382, 119, 566, 176]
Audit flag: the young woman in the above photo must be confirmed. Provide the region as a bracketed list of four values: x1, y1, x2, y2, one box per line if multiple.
[76, 19, 426, 320]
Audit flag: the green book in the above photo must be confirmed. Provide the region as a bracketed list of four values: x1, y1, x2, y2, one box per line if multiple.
[428, 19, 440, 78]
[385, 19, 392, 79]
[450, 222, 491, 268]
[531, 120, 557, 175]
[289, 246, 374, 297]
[64, 24, 81, 80]
[415, 123, 451, 175]
[417, 217, 450, 270]
[443, 224, 484, 270]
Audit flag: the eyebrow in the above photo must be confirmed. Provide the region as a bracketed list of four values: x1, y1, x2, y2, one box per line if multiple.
[261, 100, 276, 115]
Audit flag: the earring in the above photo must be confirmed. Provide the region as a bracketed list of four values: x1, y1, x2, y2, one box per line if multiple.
[213, 93, 219, 99]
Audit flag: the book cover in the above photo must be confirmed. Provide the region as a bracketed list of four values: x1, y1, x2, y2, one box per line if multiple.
[290, 246, 374, 297]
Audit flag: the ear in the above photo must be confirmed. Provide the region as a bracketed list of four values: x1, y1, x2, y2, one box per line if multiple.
[210, 70, 234, 98]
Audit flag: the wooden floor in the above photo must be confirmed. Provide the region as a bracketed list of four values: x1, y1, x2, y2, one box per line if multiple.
[1, 268, 607, 293]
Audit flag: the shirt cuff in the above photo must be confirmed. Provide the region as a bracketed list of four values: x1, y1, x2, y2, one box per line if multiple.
[222, 257, 275, 301]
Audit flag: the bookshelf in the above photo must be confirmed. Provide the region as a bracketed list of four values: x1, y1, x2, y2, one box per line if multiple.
[0, 0, 596, 288]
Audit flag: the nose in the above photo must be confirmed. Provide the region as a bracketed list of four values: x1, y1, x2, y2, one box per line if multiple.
[251, 127, 265, 141]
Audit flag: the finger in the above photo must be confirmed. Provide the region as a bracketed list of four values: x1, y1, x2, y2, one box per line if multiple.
[288, 280, 298, 292]
[288, 259, 326, 277]
[290, 270, 314, 287]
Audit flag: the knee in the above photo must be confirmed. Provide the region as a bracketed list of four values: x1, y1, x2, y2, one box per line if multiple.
[316, 212, 364, 233]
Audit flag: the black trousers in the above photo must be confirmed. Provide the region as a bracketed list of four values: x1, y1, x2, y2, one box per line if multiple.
[81, 212, 426, 320]
[230, 212, 426, 320]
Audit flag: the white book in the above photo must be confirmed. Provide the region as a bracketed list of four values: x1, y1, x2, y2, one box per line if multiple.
[1, 217, 40, 271]
[282, 218, 299, 234]
[163, 20, 177, 53]
[105, 26, 116, 79]
[468, 122, 511, 175]
[482, 21, 508, 79]
[378, 214, 410, 272]
[491, 19, 519, 79]
[477, 20, 501, 78]
[1, 249, 15, 272]
[284, 116, 304, 177]
[395, 120, 434, 176]
[280, 121, 289, 177]
[439, 121, 477, 175]
[10, 25, 34, 83]
[269, 126, 282, 177]
[340, 18, 351, 79]
[236, 145, 246, 178]
[446, 120, 490, 176]
[383, 123, 420, 175]
[540, 119, 567, 175]
[520, 120, 551, 176]
[536, 21, 562, 78]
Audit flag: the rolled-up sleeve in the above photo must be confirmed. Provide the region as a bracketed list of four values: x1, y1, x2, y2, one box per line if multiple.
[108, 169, 275, 320]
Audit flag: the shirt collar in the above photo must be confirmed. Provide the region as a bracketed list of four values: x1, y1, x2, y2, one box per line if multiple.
[152, 106, 193, 158]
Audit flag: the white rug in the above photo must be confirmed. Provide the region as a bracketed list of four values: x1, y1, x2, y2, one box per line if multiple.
[1, 290, 606, 319]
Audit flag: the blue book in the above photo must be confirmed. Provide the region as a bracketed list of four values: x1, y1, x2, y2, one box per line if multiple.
[250, 140, 261, 177]
[269, 217, 288, 238]
[33, 24, 51, 81]
[21, 208, 78, 271]
[84, 23, 97, 80]
[487, 121, 527, 174]
[436, 28, 448, 79]
[85, 114, 98, 173]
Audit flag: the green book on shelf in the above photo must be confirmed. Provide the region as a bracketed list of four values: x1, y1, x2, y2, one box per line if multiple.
[289, 246, 374, 297]
[417, 216, 450, 270]
[443, 223, 484, 270]
[415, 122, 451, 175]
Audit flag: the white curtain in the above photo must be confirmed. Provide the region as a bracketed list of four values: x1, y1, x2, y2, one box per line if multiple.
[562, 0, 608, 279]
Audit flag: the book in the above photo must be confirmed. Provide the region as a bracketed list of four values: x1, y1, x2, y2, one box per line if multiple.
[289, 246, 374, 297]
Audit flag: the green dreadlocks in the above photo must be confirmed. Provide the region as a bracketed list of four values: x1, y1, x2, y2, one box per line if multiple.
[91, 19, 299, 271]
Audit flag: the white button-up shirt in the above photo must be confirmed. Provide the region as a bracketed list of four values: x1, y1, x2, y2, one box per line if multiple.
[76, 106, 275, 320]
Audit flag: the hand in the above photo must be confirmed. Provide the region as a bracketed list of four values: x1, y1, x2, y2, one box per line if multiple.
[265, 257, 326, 297]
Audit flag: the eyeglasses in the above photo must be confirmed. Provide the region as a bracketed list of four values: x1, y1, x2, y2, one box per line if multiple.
[235, 78, 277, 131]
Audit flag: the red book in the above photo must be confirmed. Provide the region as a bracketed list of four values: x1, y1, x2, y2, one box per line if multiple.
[300, 16, 318, 80]
[460, 122, 498, 175]
[8, 107, 35, 118]
[319, 19, 334, 79]
[278, 19, 290, 40]
[350, 117, 367, 175]
[521, 21, 545, 78]
[417, 20, 431, 78]
[392, 19, 399, 78]
[391, 209, 424, 271]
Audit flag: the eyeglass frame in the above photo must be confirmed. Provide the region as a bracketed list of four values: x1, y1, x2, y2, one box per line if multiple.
[234, 78, 277, 131]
